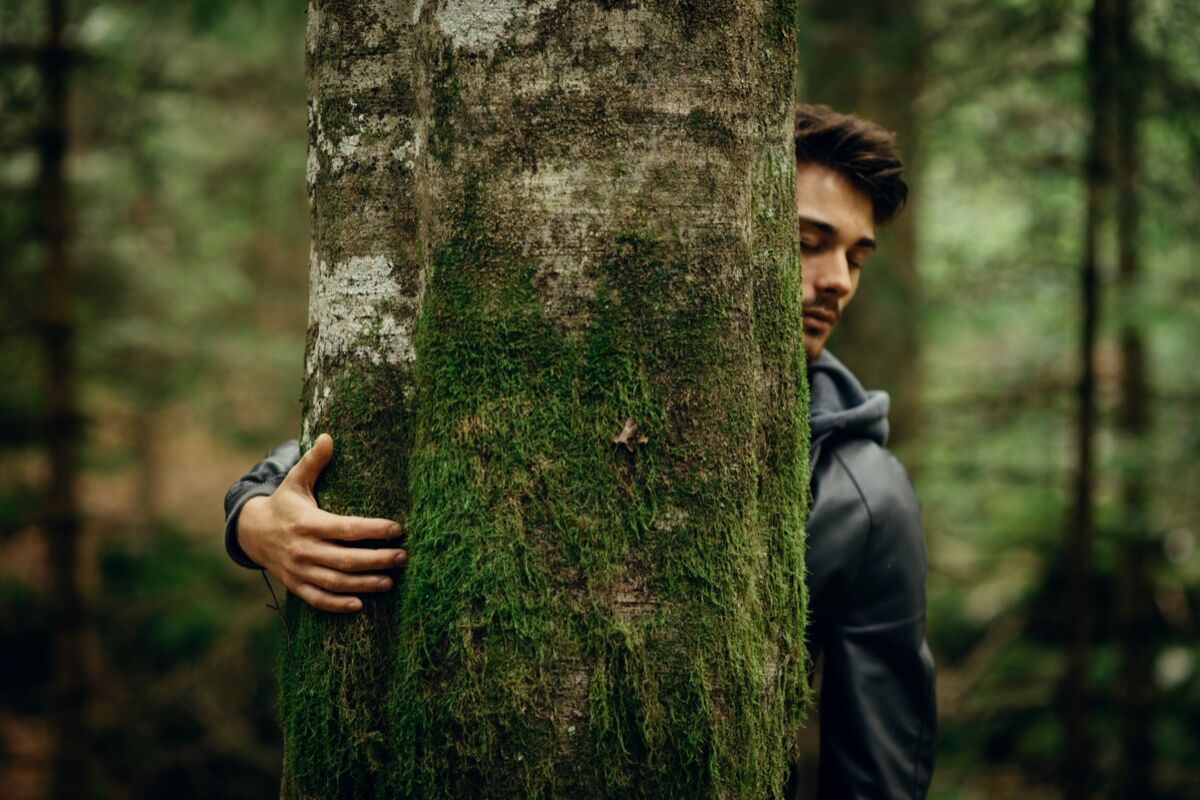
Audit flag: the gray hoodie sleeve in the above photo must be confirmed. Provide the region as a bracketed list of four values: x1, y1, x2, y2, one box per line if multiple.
[222, 440, 301, 569]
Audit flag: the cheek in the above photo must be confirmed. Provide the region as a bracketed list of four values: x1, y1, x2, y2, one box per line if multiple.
[800, 275, 815, 302]
[841, 274, 862, 306]
[799, 257, 820, 300]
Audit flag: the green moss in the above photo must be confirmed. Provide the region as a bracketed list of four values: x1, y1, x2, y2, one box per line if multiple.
[430, 45, 460, 165]
[320, 98, 355, 143]
[280, 358, 415, 800]
[389, 71, 416, 114]
[288, 6, 806, 796]
[507, 85, 625, 167]
[374, 172, 808, 797]
[765, 0, 798, 46]
[684, 107, 738, 151]
[656, 0, 738, 39]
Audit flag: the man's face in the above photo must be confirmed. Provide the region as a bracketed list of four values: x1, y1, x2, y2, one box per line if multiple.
[795, 161, 876, 361]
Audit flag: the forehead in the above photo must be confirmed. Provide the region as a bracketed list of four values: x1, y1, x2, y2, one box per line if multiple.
[794, 162, 875, 241]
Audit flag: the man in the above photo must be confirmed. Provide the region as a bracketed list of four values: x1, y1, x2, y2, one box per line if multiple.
[224, 104, 935, 798]
[784, 105, 936, 798]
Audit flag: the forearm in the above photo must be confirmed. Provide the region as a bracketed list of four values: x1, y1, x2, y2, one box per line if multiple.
[223, 439, 301, 568]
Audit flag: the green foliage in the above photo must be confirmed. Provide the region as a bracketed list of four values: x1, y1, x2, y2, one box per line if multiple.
[62, 0, 310, 449]
[839, 0, 1200, 795]
[1, 0, 306, 794]
[99, 529, 233, 668]
[87, 527, 282, 799]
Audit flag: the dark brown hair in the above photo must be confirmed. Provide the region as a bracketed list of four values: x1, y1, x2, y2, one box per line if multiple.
[794, 104, 908, 226]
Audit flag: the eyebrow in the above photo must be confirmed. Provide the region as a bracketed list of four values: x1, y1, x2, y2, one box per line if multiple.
[797, 215, 876, 251]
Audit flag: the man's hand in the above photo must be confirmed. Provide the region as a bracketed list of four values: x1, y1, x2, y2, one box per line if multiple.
[236, 433, 406, 613]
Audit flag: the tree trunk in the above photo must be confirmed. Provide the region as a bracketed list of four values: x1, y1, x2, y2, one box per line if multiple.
[1113, 0, 1155, 795]
[798, 0, 924, 446]
[1065, 0, 1115, 797]
[283, 2, 809, 798]
[39, 0, 87, 797]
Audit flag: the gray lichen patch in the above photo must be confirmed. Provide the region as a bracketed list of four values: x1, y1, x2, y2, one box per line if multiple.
[432, 0, 564, 53]
[307, 62, 418, 186]
[302, 252, 420, 441]
[306, 253, 418, 371]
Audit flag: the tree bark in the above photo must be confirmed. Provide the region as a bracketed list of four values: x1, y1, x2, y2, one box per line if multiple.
[39, 0, 87, 798]
[1113, 0, 1155, 795]
[1065, 0, 1115, 797]
[283, 2, 809, 798]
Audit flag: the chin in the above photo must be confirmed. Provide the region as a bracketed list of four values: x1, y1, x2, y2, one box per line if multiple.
[802, 333, 825, 362]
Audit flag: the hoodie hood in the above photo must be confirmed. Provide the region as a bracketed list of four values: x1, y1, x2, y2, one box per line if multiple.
[808, 349, 890, 450]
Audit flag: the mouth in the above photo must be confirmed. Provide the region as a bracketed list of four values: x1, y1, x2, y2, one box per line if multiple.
[802, 307, 838, 333]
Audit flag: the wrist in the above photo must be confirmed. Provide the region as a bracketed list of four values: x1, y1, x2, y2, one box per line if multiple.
[235, 495, 273, 569]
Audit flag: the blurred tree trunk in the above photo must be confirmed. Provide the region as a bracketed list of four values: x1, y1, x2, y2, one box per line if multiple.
[281, 2, 810, 798]
[1065, 0, 1116, 797]
[38, 0, 87, 798]
[798, 0, 924, 445]
[1113, 0, 1155, 795]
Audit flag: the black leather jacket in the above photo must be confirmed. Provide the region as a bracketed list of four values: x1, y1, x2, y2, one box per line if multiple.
[223, 352, 935, 799]
[796, 350, 936, 798]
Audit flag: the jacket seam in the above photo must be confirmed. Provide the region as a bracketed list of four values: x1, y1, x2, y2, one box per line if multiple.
[835, 441, 931, 800]
[831, 444, 875, 600]
[910, 658, 935, 799]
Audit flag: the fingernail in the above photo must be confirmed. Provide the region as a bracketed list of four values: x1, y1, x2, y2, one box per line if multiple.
[394, 550, 408, 566]
[377, 577, 393, 590]
[388, 523, 402, 537]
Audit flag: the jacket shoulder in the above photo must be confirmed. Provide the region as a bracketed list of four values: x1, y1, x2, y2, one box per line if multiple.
[831, 438, 921, 530]
[828, 436, 926, 614]
[811, 436, 937, 800]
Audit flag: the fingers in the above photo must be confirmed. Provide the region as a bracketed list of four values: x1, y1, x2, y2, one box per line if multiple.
[307, 506, 404, 542]
[283, 549, 405, 614]
[285, 548, 405, 614]
[300, 565, 394, 595]
[288, 433, 334, 494]
[269, 431, 409, 618]
[280, 436, 403, 542]
[290, 582, 363, 614]
[302, 541, 408, 573]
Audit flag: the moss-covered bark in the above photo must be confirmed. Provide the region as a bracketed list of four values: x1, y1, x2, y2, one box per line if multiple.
[285, 2, 807, 797]
[283, 3, 421, 798]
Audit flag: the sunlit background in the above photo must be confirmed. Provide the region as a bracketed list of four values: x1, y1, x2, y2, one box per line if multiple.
[1, 1, 1197, 797]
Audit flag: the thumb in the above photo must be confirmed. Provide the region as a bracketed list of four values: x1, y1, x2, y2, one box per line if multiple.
[289, 432, 334, 495]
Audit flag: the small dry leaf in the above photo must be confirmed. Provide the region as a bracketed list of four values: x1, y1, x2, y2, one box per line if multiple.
[613, 418, 649, 452]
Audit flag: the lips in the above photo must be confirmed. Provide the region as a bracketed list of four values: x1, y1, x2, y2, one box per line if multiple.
[803, 307, 838, 330]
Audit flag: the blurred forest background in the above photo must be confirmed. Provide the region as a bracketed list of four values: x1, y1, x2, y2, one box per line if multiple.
[0, 0, 1196, 798]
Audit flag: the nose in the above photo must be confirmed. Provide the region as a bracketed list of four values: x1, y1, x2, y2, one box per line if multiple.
[812, 251, 854, 299]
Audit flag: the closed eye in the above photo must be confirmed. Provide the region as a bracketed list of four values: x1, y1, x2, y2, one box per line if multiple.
[848, 250, 870, 270]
